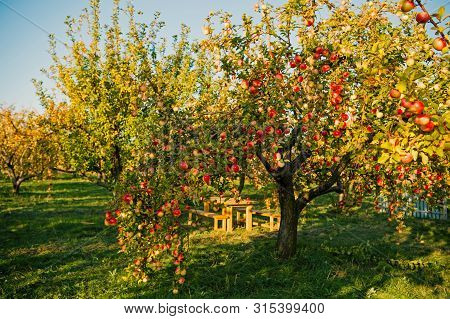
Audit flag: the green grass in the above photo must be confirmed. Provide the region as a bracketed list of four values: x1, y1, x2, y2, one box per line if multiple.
[0, 177, 448, 298]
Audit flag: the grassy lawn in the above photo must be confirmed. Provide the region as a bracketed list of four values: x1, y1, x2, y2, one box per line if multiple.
[0, 177, 448, 298]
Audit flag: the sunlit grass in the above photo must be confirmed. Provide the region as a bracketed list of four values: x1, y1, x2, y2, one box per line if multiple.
[0, 177, 448, 298]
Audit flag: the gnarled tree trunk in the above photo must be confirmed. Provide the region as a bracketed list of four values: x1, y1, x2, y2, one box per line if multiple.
[276, 175, 304, 259]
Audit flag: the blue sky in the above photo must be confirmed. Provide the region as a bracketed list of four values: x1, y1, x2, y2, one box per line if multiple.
[0, 0, 448, 111]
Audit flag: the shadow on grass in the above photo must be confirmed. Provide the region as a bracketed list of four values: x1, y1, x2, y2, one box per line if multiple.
[0, 177, 447, 299]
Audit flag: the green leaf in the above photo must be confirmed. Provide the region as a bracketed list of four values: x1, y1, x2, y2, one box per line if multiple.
[396, 80, 407, 93]
[437, 6, 446, 20]
[378, 153, 390, 164]
[420, 152, 429, 165]
[380, 141, 392, 150]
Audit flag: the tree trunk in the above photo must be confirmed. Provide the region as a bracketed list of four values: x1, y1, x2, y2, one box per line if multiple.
[276, 175, 304, 259]
[238, 172, 245, 194]
[12, 179, 22, 194]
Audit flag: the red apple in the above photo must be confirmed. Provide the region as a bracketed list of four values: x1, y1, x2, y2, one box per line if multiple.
[409, 100, 424, 114]
[232, 164, 240, 173]
[321, 64, 331, 73]
[389, 89, 401, 98]
[299, 63, 307, 70]
[401, 98, 412, 108]
[421, 121, 435, 132]
[289, 60, 297, 68]
[401, 153, 413, 164]
[179, 161, 189, 171]
[109, 217, 117, 225]
[293, 85, 301, 93]
[416, 12, 430, 24]
[401, 1, 415, 12]
[432, 38, 447, 51]
[294, 55, 302, 64]
[414, 114, 430, 126]
[297, 76, 304, 83]
[249, 86, 258, 95]
[123, 194, 133, 204]
[330, 53, 338, 62]
[275, 73, 283, 80]
[241, 80, 249, 89]
[252, 79, 262, 87]
[268, 108, 277, 118]
[305, 18, 314, 27]
[333, 130, 342, 138]
[173, 209, 181, 217]
[203, 174, 211, 184]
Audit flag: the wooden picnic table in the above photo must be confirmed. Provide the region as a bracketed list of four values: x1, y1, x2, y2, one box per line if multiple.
[190, 196, 280, 232]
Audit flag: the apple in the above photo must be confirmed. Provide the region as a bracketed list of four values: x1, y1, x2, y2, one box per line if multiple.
[299, 63, 307, 70]
[265, 126, 274, 134]
[297, 76, 304, 83]
[333, 130, 342, 138]
[232, 164, 240, 173]
[305, 18, 314, 27]
[173, 209, 181, 217]
[421, 121, 435, 132]
[179, 161, 189, 171]
[275, 72, 283, 80]
[105, 211, 112, 219]
[330, 53, 338, 62]
[409, 100, 424, 114]
[389, 89, 401, 98]
[341, 113, 349, 121]
[202, 174, 211, 184]
[123, 193, 133, 204]
[249, 86, 258, 95]
[294, 55, 302, 64]
[401, 1, 415, 12]
[376, 177, 384, 187]
[220, 132, 227, 140]
[109, 217, 117, 225]
[321, 64, 331, 73]
[293, 85, 301, 93]
[252, 79, 262, 87]
[290, 60, 297, 68]
[432, 38, 447, 51]
[401, 98, 412, 108]
[178, 277, 185, 284]
[268, 108, 277, 118]
[241, 80, 249, 89]
[414, 114, 430, 126]
[256, 129, 264, 138]
[401, 153, 413, 164]
[416, 12, 430, 24]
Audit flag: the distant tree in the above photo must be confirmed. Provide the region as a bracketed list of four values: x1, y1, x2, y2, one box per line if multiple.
[0, 107, 56, 193]
[35, 0, 200, 190]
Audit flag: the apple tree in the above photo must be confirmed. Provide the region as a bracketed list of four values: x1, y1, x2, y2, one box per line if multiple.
[35, 0, 200, 190]
[0, 107, 57, 193]
[101, 0, 448, 290]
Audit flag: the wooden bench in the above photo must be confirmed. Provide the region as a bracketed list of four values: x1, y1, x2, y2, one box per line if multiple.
[188, 209, 230, 231]
[250, 209, 281, 231]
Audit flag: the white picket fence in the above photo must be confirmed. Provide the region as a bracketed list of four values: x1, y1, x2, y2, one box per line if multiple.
[379, 197, 448, 220]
